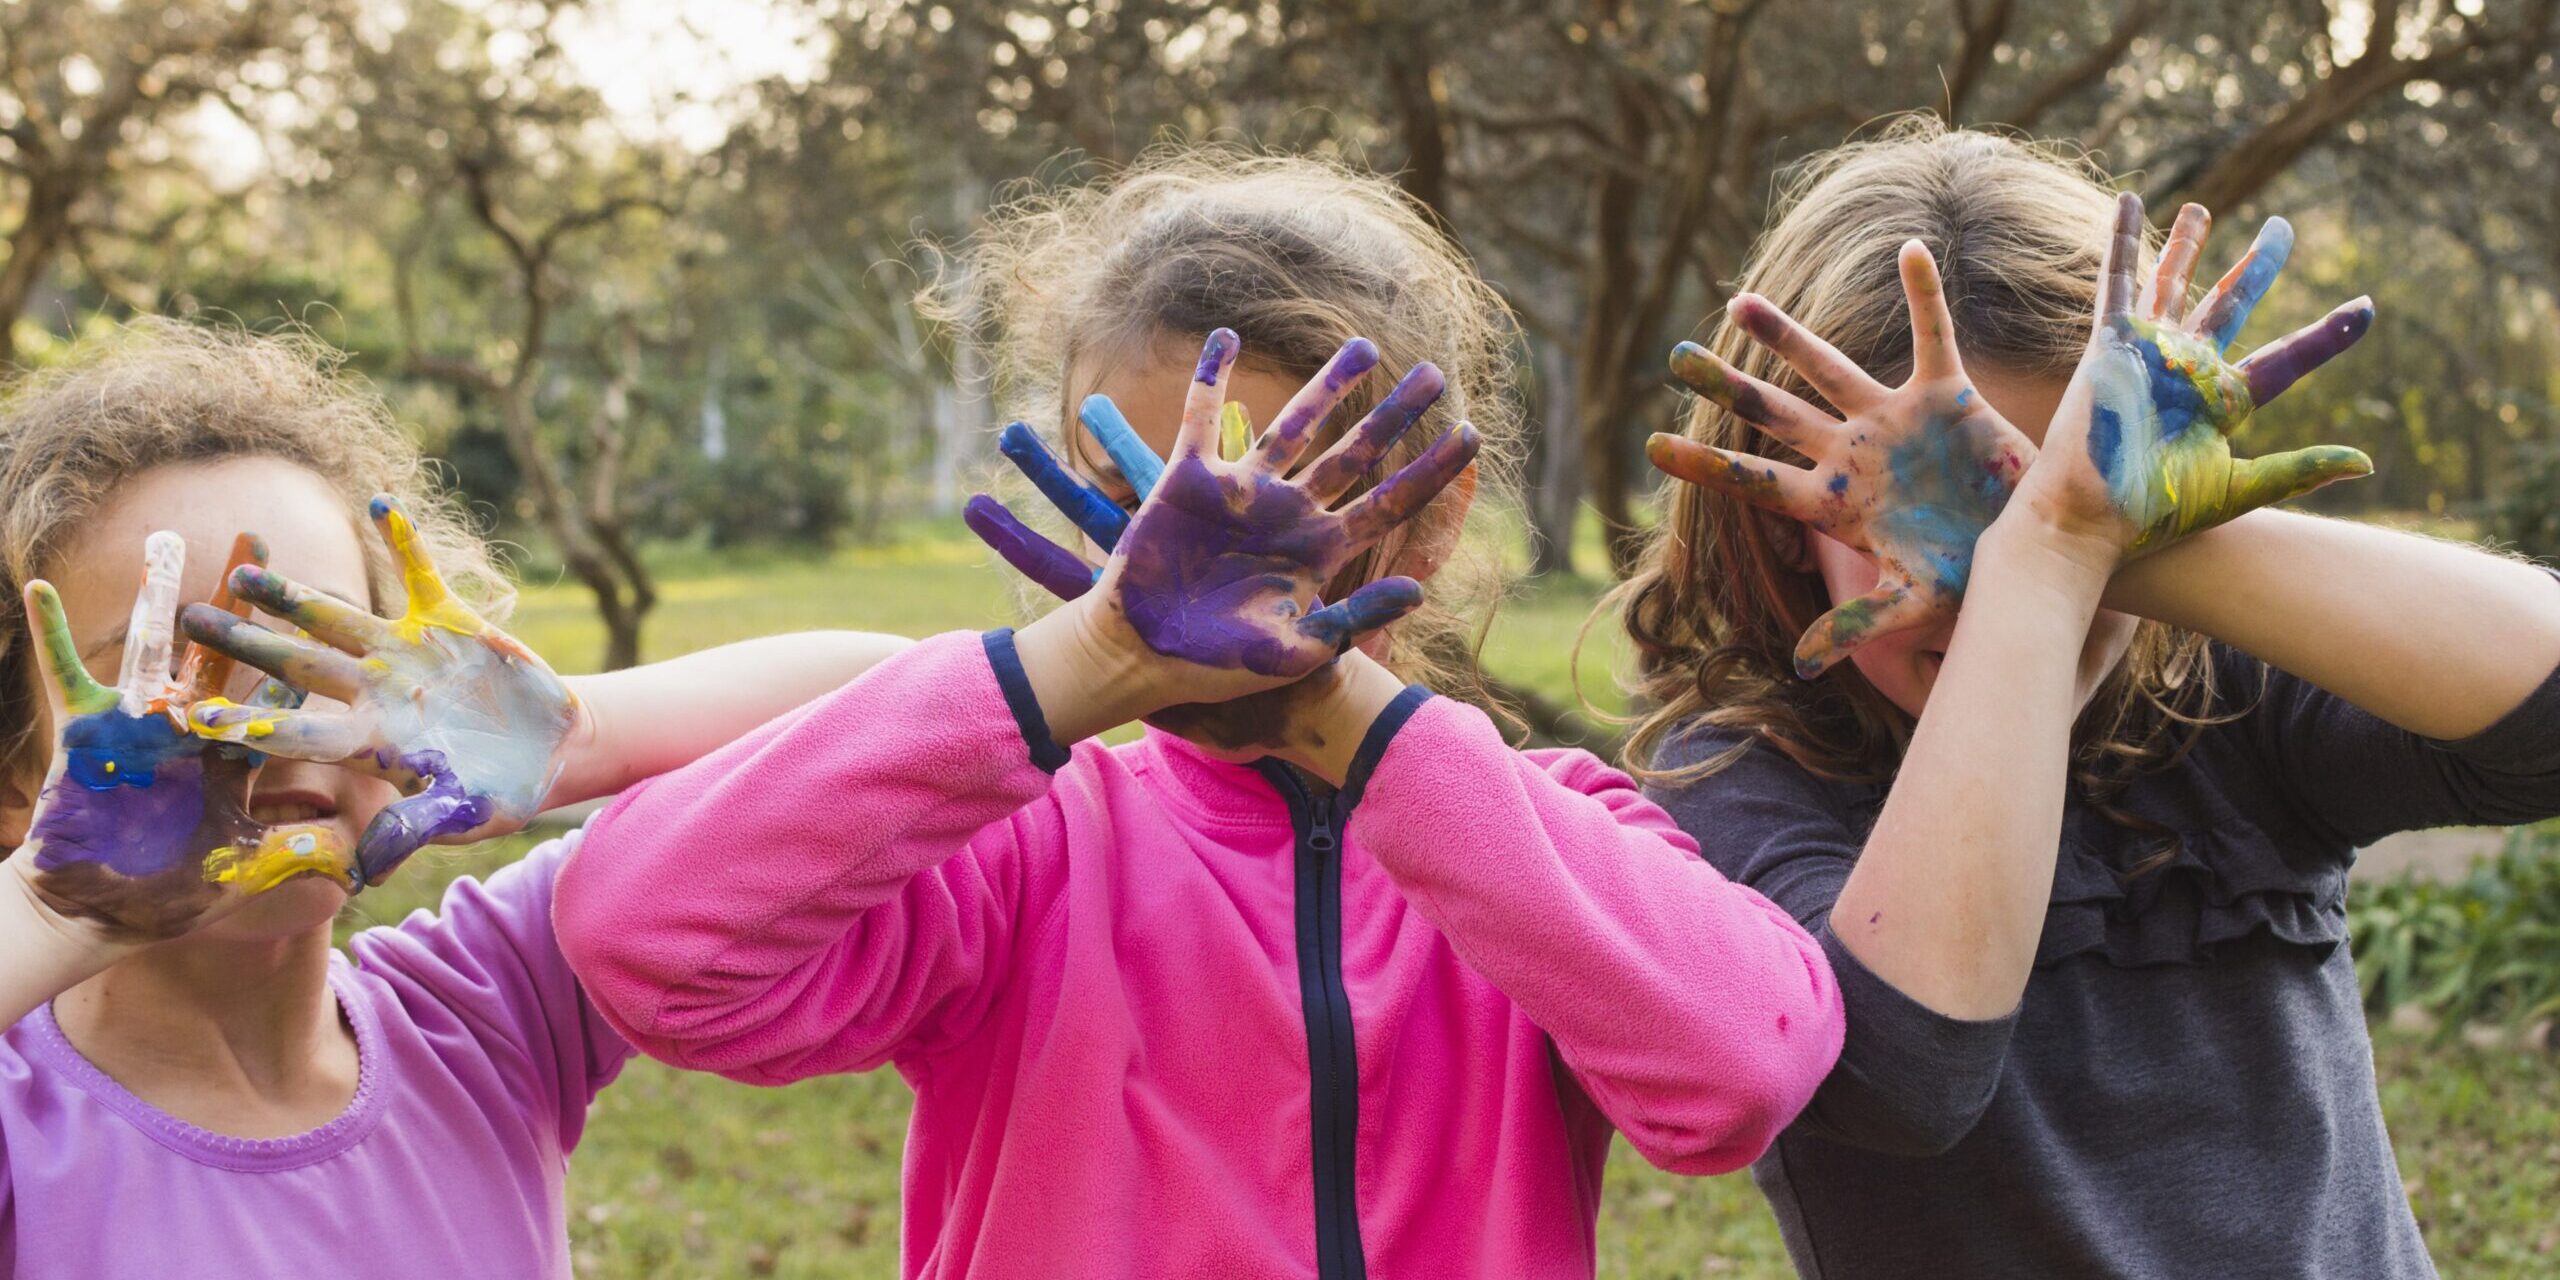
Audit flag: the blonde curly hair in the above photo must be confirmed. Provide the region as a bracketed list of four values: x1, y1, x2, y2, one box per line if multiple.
[927, 144, 1527, 708]
[0, 318, 508, 774]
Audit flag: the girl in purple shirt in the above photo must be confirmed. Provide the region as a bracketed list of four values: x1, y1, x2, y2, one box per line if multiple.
[0, 320, 906, 1276]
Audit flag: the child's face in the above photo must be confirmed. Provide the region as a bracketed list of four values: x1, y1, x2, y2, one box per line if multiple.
[4, 457, 400, 940]
[1816, 366, 2075, 717]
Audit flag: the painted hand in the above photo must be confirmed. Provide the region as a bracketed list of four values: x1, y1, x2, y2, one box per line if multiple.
[2038, 193, 2374, 556]
[966, 331, 1477, 725]
[180, 497, 579, 886]
[1648, 242, 2034, 678]
[10, 533, 348, 942]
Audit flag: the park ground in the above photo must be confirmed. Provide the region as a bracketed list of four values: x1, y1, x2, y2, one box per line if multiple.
[338, 521, 2560, 1278]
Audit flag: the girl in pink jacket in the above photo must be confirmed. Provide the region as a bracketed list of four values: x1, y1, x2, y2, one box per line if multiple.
[555, 152, 1841, 1278]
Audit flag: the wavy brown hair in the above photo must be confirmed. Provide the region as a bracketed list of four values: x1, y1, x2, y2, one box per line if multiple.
[926, 144, 1527, 709]
[1615, 118, 2229, 815]
[0, 318, 508, 781]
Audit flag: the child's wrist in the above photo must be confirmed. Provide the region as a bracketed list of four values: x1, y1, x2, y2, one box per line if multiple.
[1271, 650, 1408, 786]
[0, 860, 145, 978]
[544, 680, 611, 806]
[1985, 502, 2122, 592]
[1012, 601, 1164, 746]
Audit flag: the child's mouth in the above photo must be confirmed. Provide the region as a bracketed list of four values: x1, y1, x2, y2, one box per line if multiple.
[248, 792, 340, 826]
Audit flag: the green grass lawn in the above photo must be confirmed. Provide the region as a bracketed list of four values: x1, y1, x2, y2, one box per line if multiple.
[347, 524, 2558, 1278]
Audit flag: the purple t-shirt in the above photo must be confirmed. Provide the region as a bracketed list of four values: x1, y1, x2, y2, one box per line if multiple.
[0, 831, 631, 1277]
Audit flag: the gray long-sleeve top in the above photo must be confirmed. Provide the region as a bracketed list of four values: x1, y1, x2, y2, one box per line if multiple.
[1647, 637, 2560, 1280]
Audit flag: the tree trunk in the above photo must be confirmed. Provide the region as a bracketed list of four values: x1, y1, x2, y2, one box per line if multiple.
[1527, 334, 1583, 578]
[0, 172, 78, 371]
[1383, 37, 1453, 224]
[494, 385, 651, 670]
[1574, 81, 1650, 580]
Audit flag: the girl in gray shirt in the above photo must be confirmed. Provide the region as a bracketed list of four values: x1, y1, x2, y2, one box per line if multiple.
[1616, 122, 2560, 1279]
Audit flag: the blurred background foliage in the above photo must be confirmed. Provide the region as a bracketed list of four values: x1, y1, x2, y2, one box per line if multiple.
[4, 0, 2558, 667]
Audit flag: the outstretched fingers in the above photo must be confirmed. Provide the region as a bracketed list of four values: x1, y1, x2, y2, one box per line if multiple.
[997, 421, 1129, 549]
[1730, 294, 1889, 414]
[1299, 362, 1447, 504]
[2192, 216, 2295, 353]
[1667, 342, 1837, 454]
[1646, 434, 1839, 524]
[177, 604, 368, 702]
[1337, 423, 1482, 546]
[180, 532, 271, 704]
[1172, 328, 1240, 461]
[1219, 403, 1254, 462]
[24, 581, 117, 716]
[1078, 395, 1167, 497]
[2097, 192, 2145, 326]
[2143, 203, 2212, 322]
[1296, 577, 1425, 656]
[963, 494, 1098, 601]
[226, 564, 393, 654]
[1253, 337, 1380, 473]
[2221, 445, 2374, 519]
[114, 531, 188, 711]
[370, 496, 467, 627]
[352, 781, 494, 887]
[2239, 297, 2375, 408]
[1793, 581, 1934, 680]
[1900, 240, 1966, 383]
[186, 701, 372, 763]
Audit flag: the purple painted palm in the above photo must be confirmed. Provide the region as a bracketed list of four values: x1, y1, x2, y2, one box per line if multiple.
[1095, 330, 1475, 681]
[10, 533, 347, 942]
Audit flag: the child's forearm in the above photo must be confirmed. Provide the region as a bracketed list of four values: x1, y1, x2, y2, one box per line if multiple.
[2106, 510, 2560, 740]
[1351, 699, 1843, 1174]
[1834, 517, 2110, 1021]
[554, 631, 1051, 1080]
[550, 630, 913, 806]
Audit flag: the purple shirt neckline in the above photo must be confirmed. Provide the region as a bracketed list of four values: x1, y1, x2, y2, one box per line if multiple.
[21, 959, 389, 1172]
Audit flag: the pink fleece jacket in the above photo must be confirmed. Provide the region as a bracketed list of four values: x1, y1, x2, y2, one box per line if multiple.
[555, 631, 1841, 1277]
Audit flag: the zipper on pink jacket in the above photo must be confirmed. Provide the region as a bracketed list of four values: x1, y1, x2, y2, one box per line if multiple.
[1262, 761, 1368, 1280]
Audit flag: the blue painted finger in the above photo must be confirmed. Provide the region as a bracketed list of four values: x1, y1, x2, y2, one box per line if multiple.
[964, 494, 1099, 601]
[1079, 395, 1166, 498]
[997, 422, 1129, 548]
[2194, 217, 2294, 353]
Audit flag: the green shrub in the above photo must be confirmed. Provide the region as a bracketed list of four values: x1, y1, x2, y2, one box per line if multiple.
[2487, 440, 2560, 564]
[2351, 824, 2560, 1033]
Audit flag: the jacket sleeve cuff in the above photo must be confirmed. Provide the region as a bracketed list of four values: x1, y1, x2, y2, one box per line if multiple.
[1338, 684, 1435, 809]
[981, 628, 1071, 774]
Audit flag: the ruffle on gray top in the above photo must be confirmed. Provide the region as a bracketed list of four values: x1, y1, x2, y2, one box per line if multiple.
[1647, 628, 2560, 1280]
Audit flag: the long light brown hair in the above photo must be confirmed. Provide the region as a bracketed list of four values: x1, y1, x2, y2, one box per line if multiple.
[927, 144, 1527, 709]
[1616, 118, 2226, 812]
